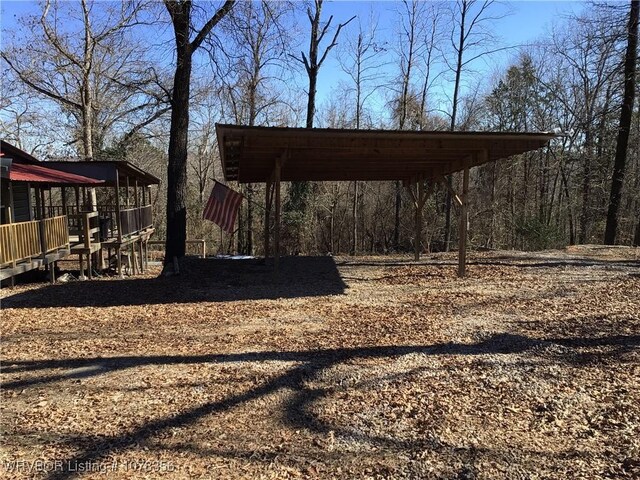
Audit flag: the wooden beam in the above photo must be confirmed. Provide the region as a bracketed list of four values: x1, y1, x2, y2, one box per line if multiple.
[458, 167, 470, 278]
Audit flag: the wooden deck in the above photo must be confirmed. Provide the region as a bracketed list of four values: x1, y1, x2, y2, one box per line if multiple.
[0, 215, 70, 283]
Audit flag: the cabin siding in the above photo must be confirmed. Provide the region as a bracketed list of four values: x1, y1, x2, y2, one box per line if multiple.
[12, 183, 31, 222]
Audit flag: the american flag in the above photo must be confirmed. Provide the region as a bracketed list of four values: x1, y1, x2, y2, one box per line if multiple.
[203, 181, 243, 233]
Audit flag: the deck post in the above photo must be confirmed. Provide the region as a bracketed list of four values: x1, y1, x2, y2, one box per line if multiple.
[8, 183, 17, 286]
[61, 187, 68, 216]
[79, 254, 85, 280]
[40, 189, 47, 218]
[131, 242, 137, 275]
[125, 175, 130, 207]
[115, 169, 123, 278]
[458, 167, 470, 278]
[264, 180, 272, 261]
[274, 160, 281, 272]
[74, 186, 80, 214]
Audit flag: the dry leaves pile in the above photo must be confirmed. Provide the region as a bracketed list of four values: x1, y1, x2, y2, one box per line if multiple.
[1, 246, 639, 479]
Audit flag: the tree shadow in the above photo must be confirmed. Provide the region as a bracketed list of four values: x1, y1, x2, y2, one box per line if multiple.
[1, 331, 638, 478]
[1, 256, 347, 308]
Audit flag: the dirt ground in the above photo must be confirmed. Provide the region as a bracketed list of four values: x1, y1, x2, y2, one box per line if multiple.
[1, 246, 639, 479]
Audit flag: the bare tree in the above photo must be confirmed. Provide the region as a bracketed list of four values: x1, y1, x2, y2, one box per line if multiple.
[443, 0, 509, 250]
[605, 0, 638, 244]
[1, 0, 168, 160]
[338, 14, 386, 254]
[286, 0, 354, 242]
[221, 0, 293, 254]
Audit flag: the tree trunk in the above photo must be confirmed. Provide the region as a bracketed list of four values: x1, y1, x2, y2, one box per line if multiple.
[605, 0, 638, 245]
[164, 8, 192, 270]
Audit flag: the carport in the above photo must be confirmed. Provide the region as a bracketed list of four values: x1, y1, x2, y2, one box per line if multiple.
[215, 125, 556, 276]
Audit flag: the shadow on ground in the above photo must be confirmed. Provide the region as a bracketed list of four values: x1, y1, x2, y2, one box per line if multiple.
[2, 256, 347, 308]
[2, 332, 638, 479]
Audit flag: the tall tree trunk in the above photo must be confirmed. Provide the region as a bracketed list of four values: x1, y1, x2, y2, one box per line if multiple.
[163, 0, 235, 272]
[165, 27, 192, 266]
[579, 133, 592, 244]
[605, 0, 638, 245]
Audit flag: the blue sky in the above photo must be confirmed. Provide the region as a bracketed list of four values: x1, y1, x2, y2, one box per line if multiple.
[1, 0, 584, 127]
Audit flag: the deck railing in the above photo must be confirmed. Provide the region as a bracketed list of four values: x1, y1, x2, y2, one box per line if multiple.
[0, 215, 70, 267]
[42, 216, 70, 252]
[35, 204, 152, 241]
[69, 212, 100, 247]
[120, 205, 153, 237]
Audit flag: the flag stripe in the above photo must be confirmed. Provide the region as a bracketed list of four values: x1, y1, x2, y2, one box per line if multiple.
[203, 181, 243, 233]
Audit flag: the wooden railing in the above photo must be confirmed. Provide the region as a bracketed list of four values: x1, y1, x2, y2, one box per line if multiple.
[0, 215, 70, 267]
[42, 216, 69, 252]
[39, 204, 152, 241]
[69, 212, 100, 248]
[120, 205, 153, 237]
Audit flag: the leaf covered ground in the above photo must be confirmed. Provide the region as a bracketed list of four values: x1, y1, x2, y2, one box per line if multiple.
[1, 246, 639, 479]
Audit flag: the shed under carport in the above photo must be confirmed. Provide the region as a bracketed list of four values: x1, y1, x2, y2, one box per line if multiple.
[215, 124, 556, 276]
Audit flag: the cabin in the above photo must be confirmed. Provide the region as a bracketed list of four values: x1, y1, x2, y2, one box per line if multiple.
[0, 141, 160, 284]
[41, 159, 160, 278]
[0, 142, 104, 284]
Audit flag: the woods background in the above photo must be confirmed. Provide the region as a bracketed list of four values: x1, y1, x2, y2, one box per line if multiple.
[2, 0, 638, 257]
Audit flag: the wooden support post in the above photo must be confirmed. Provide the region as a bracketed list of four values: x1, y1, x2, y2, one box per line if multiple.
[125, 175, 130, 207]
[116, 246, 122, 278]
[134, 179, 139, 207]
[8, 183, 17, 285]
[74, 186, 80, 214]
[274, 160, 282, 272]
[61, 187, 68, 216]
[40, 189, 47, 218]
[414, 181, 423, 261]
[131, 242, 137, 275]
[458, 167, 470, 278]
[50, 262, 56, 284]
[115, 170, 123, 278]
[264, 180, 272, 260]
[139, 240, 145, 273]
[79, 254, 85, 281]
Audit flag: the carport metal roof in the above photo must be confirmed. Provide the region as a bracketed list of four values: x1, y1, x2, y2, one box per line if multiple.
[216, 124, 556, 183]
[215, 124, 557, 278]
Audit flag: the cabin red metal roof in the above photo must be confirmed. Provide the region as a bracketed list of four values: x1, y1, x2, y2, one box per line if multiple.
[8, 163, 105, 185]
